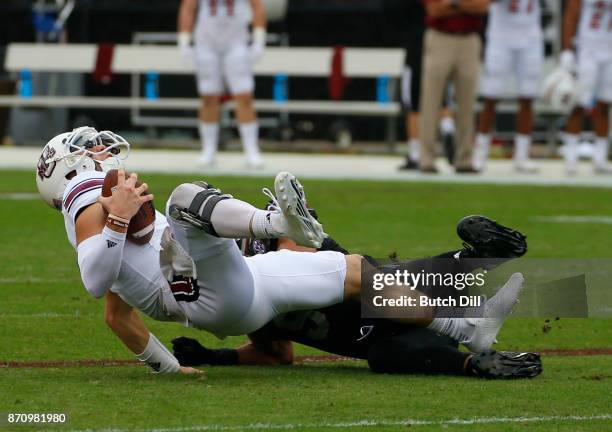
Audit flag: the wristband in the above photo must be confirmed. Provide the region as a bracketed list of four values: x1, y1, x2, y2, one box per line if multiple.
[102, 225, 128, 242]
[107, 214, 130, 229]
[137, 333, 181, 373]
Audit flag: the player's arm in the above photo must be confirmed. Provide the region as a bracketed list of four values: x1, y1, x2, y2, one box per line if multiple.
[171, 331, 294, 367]
[75, 170, 151, 299]
[178, 0, 198, 34]
[562, 0, 581, 50]
[105, 291, 200, 374]
[249, 0, 267, 62]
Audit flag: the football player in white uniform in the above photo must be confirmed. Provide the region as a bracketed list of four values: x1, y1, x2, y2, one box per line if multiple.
[36, 127, 525, 374]
[178, 0, 266, 168]
[560, 0, 612, 175]
[474, 0, 545, 173]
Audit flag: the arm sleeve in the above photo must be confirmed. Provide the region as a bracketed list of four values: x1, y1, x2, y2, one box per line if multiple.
[77, 226, 127, 299]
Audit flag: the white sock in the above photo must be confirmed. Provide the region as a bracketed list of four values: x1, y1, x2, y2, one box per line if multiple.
[198, 122, 219, 163]
[514, 134, 532, 163]
[563, 133, 579, 170]
[409, 138, 420, 162]
[593, 137, 610, 168]
[250, 210, 286, 238]
[427, 318, 473, 343]
[474, 133, 491, 170]
[209, 198, 286, 238]
[239, 122, 262, 165]
[440, 116, 456, 135]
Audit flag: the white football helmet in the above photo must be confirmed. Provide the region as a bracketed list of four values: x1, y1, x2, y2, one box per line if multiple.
[541, 67, 580, 114]
[35, 126, 130, 209]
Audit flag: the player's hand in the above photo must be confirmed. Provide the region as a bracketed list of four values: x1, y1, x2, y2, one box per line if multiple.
[179, 366, 203, 375]
[172, 336, 210, 366]
[560, 50, 576, 73]
[250, 27, 266, 64]
[97, 169, 153, 220]
[178, 32, 194, 67]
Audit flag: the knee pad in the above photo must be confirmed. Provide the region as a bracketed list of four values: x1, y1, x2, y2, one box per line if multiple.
[169, 182, 232, 237]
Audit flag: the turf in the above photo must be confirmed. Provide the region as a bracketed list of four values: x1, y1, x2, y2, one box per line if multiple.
[0, 169, 611, 431]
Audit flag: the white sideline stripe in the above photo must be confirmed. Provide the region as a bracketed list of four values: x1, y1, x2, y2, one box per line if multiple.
[0, 313, 94, 319]
[0, 192, 40, 200]
[44, 414, 612, 432]
[533, 215, 612, 224]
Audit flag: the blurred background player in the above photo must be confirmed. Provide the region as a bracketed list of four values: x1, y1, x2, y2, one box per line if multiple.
[560, 0, 612, 175]
[419, 0, 491, 173]
[398, 0, 457, 170]
[178, 0, 267, 168]
[474, 0, 545, 173]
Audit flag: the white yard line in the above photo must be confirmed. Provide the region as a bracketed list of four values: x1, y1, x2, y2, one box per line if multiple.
[532, 215, 612, 224]
[0, 192, 40, 200]
[45, 414, 612, 432]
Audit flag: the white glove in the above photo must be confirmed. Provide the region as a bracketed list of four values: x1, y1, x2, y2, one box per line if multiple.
[559, 50, 576, 73]
[178, 32, 194, 67]
[250, 27, 266, 64]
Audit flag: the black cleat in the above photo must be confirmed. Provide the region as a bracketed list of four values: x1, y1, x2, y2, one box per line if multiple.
[398, 158, 419, 171]
[457, 215, 527, 259]
[469, 351, 542, 379]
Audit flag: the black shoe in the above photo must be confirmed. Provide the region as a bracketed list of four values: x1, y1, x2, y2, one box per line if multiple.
[468, 351, 542, 379]
[442, 133, 455, 165]
[420, 166, 439, 174]
[457, 215, 527, 259]
[398, 158, 419, 171]
[456, 166, 480, 174]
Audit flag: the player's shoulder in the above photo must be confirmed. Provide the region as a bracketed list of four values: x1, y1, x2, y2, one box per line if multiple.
[62, 171, 106, 214]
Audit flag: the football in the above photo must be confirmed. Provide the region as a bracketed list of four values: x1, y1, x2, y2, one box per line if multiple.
[101, 169, 156, 245]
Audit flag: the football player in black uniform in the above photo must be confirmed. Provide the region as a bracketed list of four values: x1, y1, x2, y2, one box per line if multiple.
[172, 215, 542, 379]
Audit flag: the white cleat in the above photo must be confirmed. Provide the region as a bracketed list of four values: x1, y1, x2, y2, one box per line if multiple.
[514, 160, 540, 174]
[272, 171, 327, 248]
[464, 272, 525, 353]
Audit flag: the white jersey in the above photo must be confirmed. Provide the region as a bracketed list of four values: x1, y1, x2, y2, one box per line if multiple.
[487, 0, 542, 40]
[194, 0, 251, 47]
[61, 171, 172, 322]
[577, 0, 612, 46]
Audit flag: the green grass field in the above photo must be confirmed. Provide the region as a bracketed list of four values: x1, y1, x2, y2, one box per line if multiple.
[1, 169, 611, 431]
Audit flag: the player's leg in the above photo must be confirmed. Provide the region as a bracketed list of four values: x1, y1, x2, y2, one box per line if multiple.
[592, 101, 611, 173]
[564, 46, 597, 175]
[513, 41, 543, 173]
[368, 328, 542, 378]
[475, 39, 509, 172]
[167, 172, 325, 247]
[591, 56, 612, 173]
[453, 33, 481, 171]
[399, 37, 423, 170]
[224, 44, 263, 168]
[419, 30, 454, 172]
[194, 44, 223, 166]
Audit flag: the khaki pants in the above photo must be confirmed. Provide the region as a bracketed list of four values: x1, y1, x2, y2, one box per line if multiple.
[419, 29, 482, 169]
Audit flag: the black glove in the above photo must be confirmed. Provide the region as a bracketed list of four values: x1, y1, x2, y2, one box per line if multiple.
[171, 336, 238, 366]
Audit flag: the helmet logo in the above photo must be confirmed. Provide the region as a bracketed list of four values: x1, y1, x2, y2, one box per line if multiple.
[37, 146, 57, 180]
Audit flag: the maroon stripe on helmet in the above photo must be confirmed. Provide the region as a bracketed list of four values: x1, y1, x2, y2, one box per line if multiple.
[63, 179, 104, 211]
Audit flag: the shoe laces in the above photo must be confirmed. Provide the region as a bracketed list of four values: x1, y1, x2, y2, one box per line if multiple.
[261, 188, 281, 214]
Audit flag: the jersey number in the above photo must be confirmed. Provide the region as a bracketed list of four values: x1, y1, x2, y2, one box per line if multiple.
[209, 0, 235, 16]
[170, 275, 199, 302]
